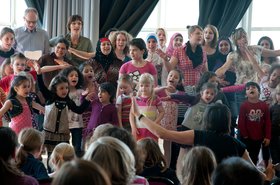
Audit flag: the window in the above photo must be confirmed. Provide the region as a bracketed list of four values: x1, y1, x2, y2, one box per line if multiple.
[138, 0, 280, 50]
[249, 0, 280, 49]
[0, 0, 27, 30]
[137, 0, 199, 44]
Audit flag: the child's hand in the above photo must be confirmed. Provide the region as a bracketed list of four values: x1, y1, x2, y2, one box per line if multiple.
[85, 92, 95, 101]
[265, 161, 275, 182]
[33, 61, 41, 74]
[263, 138, 270, 147]
[82, 88, 89, 96]
[26, 59, 35, 68]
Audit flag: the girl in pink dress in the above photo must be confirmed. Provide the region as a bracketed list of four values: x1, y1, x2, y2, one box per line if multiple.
[130, 73, 164, 141]
[155, 69, 184, 167]
[0, 75, 44, 134]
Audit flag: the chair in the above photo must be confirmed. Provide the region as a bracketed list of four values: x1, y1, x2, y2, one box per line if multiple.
[147, 176, 174, 185]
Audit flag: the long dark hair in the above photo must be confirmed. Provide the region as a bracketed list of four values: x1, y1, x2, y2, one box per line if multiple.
[59, 66, 84, 89]
[49, 75, 69, 94]
[8, 75, 29, 99]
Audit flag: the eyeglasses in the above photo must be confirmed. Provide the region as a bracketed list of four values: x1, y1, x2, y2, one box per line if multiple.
[24, 17, 37, 24]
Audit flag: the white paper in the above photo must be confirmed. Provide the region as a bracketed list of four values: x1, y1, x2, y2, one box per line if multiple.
[24, 50, 42, 60]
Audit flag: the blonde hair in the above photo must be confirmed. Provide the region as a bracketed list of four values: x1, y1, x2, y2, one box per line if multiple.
[231, 27, 247, 48]
[138, 73, 155, 98]
[83, 136, 136, 185]
[49, 143, 75, 171]
[201, 24, 219, 48]
[16, 128, 44, 167]
[187, 25, 203, 38]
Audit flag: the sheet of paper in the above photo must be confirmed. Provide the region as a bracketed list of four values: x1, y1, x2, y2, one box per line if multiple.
[24, 50, 42, 60]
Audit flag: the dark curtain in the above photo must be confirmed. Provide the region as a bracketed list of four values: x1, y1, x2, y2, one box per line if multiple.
[25, 0, 45, 27]
[99, 0, 158, 37]
[198, 0, 252, 37]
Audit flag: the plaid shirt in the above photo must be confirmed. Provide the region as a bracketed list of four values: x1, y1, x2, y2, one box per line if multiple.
[173, 45, 207, 86]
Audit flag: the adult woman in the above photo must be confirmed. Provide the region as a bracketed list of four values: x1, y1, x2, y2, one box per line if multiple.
[110, 30, 132, 63]
[119, 38, 157, 86]
[216, 28, 280, 113]
[201, 24, 219, 71]
[89, 37, 123, 88]
[156, 28, 167, 52]
[165, 25, 208, 94]
[39, 38, 72, 87]
[257, 36, 279, 65]
[131, 97, 251, 164]
[0, 127, 39, 185]
[50, 15, 94, 67]
[165, 33, 184, 59]
[0, 27, 17, 66]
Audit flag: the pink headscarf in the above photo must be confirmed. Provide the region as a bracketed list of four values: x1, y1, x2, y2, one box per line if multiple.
[166, 33, 183, 58]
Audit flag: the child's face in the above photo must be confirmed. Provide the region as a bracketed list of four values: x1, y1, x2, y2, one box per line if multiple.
[56, 82, 69, 98]
[11, 59, 26, 74]
[55, 43, 67, 59]
[268, 68, 280, 88]
[208, 76, 219, 88]
[173, 36, 183, 49]
[82, 65, 95, 82]
[218, 40, 231, 55]
[200, 88, 215, 104]
[3, 64, 13, 76]
[70, 20, 82, 35]
[139, 82, 153, 97]
[100, 41, 112, 56]
[147, 38, 157, 52]
[98, 87, 111, 104]
[68, 70, 79, 87]
[1, 32, 15, 51]
[167, 70, 180, 88]
[116, 34, 127, 51]
[245, 85, 259, 99]
[15, 80, 30, 97]
[118, 81, 133, 96]
[203, 27, 214, 43]
[129, 45, 144, 61]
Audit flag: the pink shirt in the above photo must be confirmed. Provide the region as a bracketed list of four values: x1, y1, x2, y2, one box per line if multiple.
[119, 61, 157, 84]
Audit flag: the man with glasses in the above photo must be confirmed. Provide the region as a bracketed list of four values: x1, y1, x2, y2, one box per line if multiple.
[14, 7, 50, 55]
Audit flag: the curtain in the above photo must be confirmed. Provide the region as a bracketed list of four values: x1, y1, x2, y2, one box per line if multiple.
[99, 0, 158, 37]
[198, 0, 252, 37]
[25, 0, 45, 27]
[43, 0, 99, 49]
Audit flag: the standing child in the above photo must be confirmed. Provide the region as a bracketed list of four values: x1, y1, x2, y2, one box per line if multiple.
[34, 65, 91, 170]
[79, 62, 99, 148]
[130, 73, 164, 141]
[0, 75, 44, 134]
[269, 84, 280, 176]
[86, 82, 119, 136]
[16, 128, 49, 180]
[155, 69, 184, 167]
[238, 81, 271, 165]
[116, 74, 134, 131]
[60, 66, 85, 157]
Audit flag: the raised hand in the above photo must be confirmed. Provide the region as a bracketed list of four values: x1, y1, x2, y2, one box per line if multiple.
[33, 60, 41, 74]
